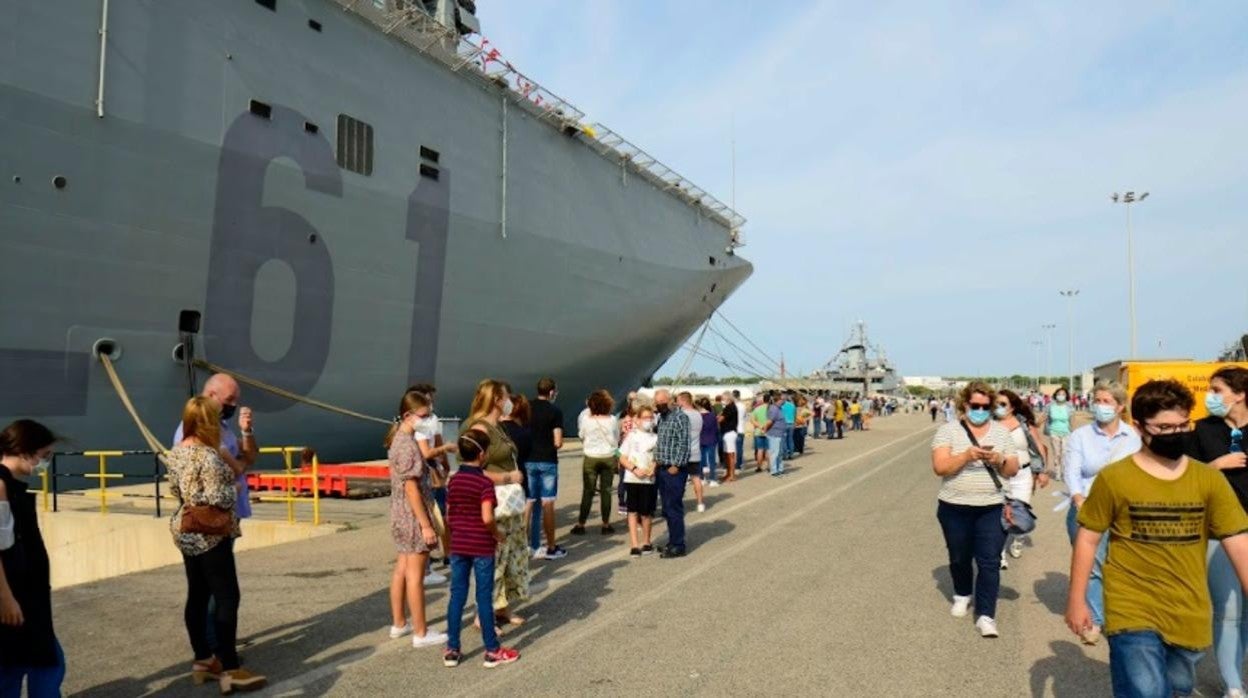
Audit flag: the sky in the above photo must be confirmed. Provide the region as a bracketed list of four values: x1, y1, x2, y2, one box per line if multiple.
[481, 1, 1248, 379]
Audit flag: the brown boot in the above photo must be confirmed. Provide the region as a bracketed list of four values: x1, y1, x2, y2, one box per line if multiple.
[219, 668, 267, 695]
[191, 657, 222, 685]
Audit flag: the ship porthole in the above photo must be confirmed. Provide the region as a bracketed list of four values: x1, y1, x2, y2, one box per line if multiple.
[308, 233, 318, 244]
[11, 176, 20, 184]
[52, 175, 67, 190]
[92, 338, 122, 362]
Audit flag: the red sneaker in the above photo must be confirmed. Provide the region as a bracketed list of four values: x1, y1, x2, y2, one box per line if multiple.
[483, 646, 520, 668]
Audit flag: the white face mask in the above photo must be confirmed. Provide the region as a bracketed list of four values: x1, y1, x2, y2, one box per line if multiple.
[639, 420, 654, 432]
[501, 399, 514, 417]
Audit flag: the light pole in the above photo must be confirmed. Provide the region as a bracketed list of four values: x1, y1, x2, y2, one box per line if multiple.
[1060, 289, 1080, 395]
[1031, 340, 1044, 390]
[1111, 191, 1149, 358]
[1042, 324, 1056, 387]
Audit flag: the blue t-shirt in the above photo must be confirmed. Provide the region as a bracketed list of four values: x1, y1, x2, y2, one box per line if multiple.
[781, 401, 796, 424]
[766, 404, 787, 437]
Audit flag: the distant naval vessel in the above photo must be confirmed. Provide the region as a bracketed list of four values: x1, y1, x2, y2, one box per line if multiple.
[0, 0, 751, 459]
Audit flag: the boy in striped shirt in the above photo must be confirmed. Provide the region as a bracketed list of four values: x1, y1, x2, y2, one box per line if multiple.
[443, 431, 520, 668]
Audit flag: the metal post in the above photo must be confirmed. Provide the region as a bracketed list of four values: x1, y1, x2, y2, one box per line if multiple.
[1126, 202, 1136, 358]
[153, 452, 162, 518]
[95, 0, 109, 118]
[283, 448, 294, 524]
[39, 470, 49, 512]
[312, 453, 320, 526]
[51, 454, 59, 513]
[98, 452, 108, 514]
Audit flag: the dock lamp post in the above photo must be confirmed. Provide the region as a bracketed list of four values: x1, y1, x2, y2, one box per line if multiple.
[1042, 324, 1057, 387]
[1060, 290, 1079, 395]
[1111, 191, 1149, 358]
[1032, 340, 1044, 390]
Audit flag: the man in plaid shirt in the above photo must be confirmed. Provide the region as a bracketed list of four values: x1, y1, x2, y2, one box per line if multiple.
[654, 389, 691, 558]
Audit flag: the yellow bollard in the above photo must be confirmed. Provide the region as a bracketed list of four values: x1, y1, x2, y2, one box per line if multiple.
[311, 454, 320, 526]
[82, 451, 124, 514]
[39, 469, 49, 512]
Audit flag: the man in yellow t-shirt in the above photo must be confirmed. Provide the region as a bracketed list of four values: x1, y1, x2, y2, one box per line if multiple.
[1067, 380, 1248, 697]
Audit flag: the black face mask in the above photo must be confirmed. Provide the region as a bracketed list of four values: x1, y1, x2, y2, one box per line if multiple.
[656, 404, 670, 415]
[220, 403, 237, 421]
[1146, 432, 1189, 460]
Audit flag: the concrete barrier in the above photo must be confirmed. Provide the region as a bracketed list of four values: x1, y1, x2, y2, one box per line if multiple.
[38, 510, 336, 589]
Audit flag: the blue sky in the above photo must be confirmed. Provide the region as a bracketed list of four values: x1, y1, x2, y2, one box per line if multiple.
[483, 1, 1248, 378]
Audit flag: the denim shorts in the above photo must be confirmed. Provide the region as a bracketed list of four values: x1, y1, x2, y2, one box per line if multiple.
[526, 461, 559, 501]
[753, 435, 768, 450]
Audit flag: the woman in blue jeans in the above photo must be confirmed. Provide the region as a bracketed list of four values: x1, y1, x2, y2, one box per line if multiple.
[0, 420, 63, 698]
[930, 382, 1020, 638]
[1186, 367, 1248, 697]
[1064, 382, 1140, 646]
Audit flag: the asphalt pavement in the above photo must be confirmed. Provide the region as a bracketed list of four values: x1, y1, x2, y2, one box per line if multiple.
[56, 412, 1164, 696]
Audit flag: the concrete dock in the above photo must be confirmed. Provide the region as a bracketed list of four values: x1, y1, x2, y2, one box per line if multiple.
[55, 412, 1201, 696]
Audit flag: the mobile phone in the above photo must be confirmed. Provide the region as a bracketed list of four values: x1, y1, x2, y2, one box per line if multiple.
[980, 445, 995, 451]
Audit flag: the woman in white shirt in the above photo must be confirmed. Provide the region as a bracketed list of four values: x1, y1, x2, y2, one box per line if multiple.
[619, 407, 659, 557]
[994, 390, 1048, 566]
[572, 390, 620, 535]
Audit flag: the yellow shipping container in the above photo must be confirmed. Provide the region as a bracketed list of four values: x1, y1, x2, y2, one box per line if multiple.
[1093, 359, 1248, 421]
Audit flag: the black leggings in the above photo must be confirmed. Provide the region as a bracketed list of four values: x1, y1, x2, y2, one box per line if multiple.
[183, 538, 241, 669]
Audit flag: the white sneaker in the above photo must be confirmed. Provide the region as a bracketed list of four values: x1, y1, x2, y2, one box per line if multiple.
[423, 571, 447, 586]
[388, 622, 411, 639]
[976, 616, 999, 638]
[696, 503, 706, 513]
[708, 481, 721, 488]
[531, 548, 547, 560]
[1226, 689, 1246, 698]
[950, 595, 972, 618]
[1000, 554, 1009, 570]
[1008, 539, 1024, 559]
[412, 629, 448, 648]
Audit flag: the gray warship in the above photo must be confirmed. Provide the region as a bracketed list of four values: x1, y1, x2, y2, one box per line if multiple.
[0, 0, 751, 460]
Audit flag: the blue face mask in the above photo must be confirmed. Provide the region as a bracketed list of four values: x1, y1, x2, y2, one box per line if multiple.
[993, 407, 1009, 420]
[1206, 392, 1231, 419]
[1092, 404, 1118, 424]
[967, 408, 992, 426]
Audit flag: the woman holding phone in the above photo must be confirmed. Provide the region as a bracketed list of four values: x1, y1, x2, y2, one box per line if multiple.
[931, 381, 1020, 638]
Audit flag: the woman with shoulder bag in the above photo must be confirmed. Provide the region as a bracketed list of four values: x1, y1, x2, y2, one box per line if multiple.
[930, 382, 1020, 639]
[994, 390, 1048, 567]
[466, 379, 531, 627]
[168, 396, 266, 693]
[0, 420, 63, 698]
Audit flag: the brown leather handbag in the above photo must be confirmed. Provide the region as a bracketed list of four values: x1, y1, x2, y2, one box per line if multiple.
[180, 504, 233, 535]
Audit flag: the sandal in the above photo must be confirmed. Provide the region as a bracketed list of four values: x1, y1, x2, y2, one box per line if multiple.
[191, 657, 223, 685]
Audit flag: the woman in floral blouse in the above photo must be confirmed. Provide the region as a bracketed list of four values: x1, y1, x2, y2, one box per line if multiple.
[167, 396, 265, 693]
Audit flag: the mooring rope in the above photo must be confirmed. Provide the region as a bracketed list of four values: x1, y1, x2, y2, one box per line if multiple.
[192, 359, 391, 426]
[98, 354, 170, 462]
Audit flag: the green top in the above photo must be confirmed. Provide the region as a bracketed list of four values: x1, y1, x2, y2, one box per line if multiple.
[1047, 404, 1071, 436]
[467, 419, 517, 474]
[1078, 456, 1248, 650]
[751, 405, 769, 430]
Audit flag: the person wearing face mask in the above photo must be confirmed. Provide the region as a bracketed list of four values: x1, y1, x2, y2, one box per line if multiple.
[1044, 388, 1073, 481]
[1067, 379, 1248, 698]
[573, 390, 620, 534]
[466, 379, 531, 626]
[0, 420, 64, 697]
[1185, 367, 1248, 697]
[993, 390, 1049, 568]
[653, 389, 691, 558]
[1062, 381, 1140, 645]
[171, 373, 257, 671]
[620, 407, 659, 557]
[930, 382, 1020, 638]
[384, 390, 448, 648]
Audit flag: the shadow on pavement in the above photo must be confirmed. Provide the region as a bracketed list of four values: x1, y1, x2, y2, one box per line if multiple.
[77, 588, 391, 697]
[1034, 572, 1070, 615]
[1029, 640, 1109, 697]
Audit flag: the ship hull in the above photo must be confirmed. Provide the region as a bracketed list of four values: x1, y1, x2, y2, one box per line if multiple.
[0, 1, 751, 463]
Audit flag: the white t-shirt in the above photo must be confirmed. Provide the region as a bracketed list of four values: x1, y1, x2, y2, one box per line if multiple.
[1006, 424, 1034, 502]
[578, 413, 620, 458]
[620, 430, 658, 484]
[931, 421, 1018, 506]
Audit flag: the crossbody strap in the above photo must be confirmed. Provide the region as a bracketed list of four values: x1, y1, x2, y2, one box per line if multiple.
[959, 420, 1006, 494]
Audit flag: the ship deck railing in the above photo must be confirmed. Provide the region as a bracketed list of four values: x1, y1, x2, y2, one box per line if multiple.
[332, 0, 746, 243]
